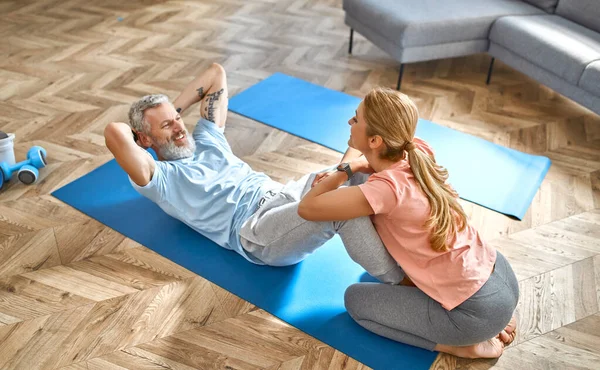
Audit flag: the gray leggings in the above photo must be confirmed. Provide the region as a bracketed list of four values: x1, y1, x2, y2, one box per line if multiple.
[239, 170, 405, 284]
[345, 251, 519, 350]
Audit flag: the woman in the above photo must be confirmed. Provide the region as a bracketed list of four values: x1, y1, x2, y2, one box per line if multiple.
[298, 87, 519, 359]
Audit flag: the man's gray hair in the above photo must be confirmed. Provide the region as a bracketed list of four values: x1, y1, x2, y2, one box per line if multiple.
[128, 94, 171, 133]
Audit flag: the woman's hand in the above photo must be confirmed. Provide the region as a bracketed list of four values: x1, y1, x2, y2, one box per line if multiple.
[312, 156, 374, 187]
[311, 171, 335, 187]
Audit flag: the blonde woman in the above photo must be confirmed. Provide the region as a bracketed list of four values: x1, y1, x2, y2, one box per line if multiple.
[298, 87, 519, 359]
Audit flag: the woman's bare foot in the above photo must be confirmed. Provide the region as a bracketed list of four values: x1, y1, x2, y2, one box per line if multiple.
[434, 337, 505, 359]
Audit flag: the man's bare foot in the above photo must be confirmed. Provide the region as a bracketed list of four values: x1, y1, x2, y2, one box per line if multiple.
[434, 337, 505, 359]
[498, 316, 517, 346]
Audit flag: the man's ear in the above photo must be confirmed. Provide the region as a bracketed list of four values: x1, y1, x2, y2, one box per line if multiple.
[135, 131, 152, 149]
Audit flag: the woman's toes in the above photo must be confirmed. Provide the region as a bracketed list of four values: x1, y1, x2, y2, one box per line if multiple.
[505, 316, 517, 334]
[498, 330, 511, 344]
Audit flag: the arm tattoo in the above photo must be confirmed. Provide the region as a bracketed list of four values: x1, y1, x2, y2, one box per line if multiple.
[196, 87, 205, 99]
[202, 88, 224, 123]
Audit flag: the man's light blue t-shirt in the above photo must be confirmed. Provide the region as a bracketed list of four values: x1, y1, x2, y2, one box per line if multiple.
[129, 118, 281, 264]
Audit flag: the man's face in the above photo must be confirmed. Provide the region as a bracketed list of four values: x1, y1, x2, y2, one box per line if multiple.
[143, 103, 196, 160]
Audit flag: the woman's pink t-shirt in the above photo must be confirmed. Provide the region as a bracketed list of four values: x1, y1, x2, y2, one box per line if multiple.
[358, 138, 497, 311]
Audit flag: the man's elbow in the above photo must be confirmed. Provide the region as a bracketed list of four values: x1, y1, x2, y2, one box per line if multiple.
[104, 122, 118, 150]
[104, 122, 130, 155]
[211, 62, 225, 76]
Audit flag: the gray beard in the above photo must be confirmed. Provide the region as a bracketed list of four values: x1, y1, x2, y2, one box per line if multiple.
[155, 134, 196, 160]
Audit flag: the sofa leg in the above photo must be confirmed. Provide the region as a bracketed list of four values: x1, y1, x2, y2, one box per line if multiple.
[349, 28, 354, 54]
[397, 64, 405, 90]
[486, 57, 495, 85]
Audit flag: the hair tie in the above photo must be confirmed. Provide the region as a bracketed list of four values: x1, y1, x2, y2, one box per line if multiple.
[405, 141, 415, 152]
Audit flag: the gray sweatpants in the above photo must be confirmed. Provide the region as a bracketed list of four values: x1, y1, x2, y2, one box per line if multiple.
[344, 251, 520, 350]
[239, 170, 405, 284]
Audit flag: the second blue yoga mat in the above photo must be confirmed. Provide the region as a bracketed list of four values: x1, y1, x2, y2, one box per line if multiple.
[51, 155, 438, 370]
[228, 73, 551, 220]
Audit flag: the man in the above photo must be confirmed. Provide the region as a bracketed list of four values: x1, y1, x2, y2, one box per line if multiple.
[104, 63, 402, 284]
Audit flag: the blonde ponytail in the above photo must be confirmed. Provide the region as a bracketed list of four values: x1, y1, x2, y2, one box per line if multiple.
[406, 144, 467, 251]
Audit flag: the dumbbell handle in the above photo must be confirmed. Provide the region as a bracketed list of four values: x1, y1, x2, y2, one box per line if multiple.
[5, 159, 34, 172]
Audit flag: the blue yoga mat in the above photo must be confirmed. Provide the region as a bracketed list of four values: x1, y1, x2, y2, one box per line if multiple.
[228, 73, 551, 220]
[51, 154, 438, 370]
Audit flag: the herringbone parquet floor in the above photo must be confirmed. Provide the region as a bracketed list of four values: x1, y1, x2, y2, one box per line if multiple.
[1, 0, 599, 369]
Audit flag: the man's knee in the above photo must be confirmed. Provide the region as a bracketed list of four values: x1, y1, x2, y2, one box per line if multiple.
[334, 215, 372, 232]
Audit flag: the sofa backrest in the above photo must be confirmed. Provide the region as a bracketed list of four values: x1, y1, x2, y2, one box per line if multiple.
[521, 0, 559, 13]
[556, 0, 600, 33]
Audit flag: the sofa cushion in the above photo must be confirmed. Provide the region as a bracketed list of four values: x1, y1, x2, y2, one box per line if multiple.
[556, 0, 600, 33]
[342, 0, 543, 48]
[521, 0, 559, 13]
[580, 61, 600, 96]
[490, 15, 600, 84]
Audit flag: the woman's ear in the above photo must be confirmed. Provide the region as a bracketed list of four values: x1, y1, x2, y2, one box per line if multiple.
[369, 135, 384, 150]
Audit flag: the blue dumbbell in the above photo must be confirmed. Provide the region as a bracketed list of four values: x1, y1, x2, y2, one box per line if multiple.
[0, 146, 47, 190]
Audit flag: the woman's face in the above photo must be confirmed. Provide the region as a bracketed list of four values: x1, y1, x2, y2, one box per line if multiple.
[347, 101, 370, 153]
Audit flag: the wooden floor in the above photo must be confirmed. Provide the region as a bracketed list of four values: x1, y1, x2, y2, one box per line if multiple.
[1, 0, 599, 369]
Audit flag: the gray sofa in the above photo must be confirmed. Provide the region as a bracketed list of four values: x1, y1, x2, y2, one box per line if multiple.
[343, 0, 600, 115]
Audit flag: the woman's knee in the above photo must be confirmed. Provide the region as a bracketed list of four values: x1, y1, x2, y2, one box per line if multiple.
[344, 284, 363, 318]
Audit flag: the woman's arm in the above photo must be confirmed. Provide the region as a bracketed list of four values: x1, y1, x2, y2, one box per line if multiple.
[299, 158, 374, 221]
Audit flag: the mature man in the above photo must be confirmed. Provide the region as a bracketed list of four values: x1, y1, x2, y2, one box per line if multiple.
[104, 63, 402, 284]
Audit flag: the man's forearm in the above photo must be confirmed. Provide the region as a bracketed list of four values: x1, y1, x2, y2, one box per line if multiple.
[172, 63, 221, 113]
[340, 147, 363, 163]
